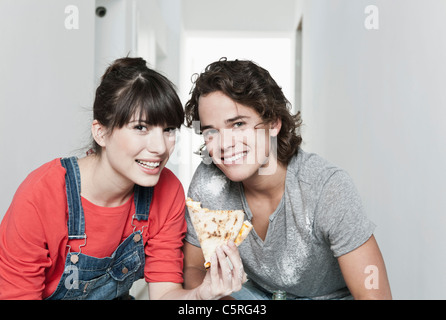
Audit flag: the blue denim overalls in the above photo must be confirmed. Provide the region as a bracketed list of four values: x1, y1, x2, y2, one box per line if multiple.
[46, 157, 153, 300]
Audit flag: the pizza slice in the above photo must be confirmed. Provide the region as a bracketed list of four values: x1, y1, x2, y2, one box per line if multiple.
[186, 197, 253, 269]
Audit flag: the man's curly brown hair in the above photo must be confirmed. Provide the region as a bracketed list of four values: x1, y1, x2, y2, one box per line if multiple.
[185, 58, 302, 165]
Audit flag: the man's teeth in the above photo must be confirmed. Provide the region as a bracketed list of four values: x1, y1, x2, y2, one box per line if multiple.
[224, 152, 247, 162]
[136, 160, 160, 169]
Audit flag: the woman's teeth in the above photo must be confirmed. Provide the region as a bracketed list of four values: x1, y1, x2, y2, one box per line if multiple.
[224, 152, 247, 162]
[136, 160, 160, 169]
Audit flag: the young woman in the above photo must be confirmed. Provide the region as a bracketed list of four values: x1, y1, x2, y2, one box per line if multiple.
[183, 58, 392, 300]
[0, 57, 245, 300]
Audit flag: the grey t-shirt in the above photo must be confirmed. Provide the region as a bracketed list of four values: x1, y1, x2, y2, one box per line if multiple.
[185, 148, 375, 299]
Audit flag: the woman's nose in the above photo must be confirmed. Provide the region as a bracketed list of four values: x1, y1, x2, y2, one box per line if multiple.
[146, 128, 168, 154]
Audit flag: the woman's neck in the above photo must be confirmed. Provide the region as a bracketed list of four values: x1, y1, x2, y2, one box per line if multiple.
[77, 154, 134, 207]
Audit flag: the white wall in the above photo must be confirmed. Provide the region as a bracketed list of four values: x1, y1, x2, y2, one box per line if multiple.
[0, 0, 95, 218]
[182, 0, 296, 32]
[300, 0, 446, 299]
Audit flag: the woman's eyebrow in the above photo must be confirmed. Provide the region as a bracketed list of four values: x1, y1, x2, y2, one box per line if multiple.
[128, 119, 149, 124]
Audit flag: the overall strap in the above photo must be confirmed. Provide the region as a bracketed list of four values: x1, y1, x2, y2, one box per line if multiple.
[60, 157, 86, 240]
[61, 157, 153, 231]
[133, 185, 153, 221]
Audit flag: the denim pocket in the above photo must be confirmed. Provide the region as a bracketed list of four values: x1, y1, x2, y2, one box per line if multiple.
[109, 250, 142, 282]
[60, 251, 142, 299]
[62, 272, 110, 300]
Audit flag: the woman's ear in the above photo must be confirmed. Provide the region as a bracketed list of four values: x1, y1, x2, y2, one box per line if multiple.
[91, 120, 107, 147]
[269, 118, 282, 137]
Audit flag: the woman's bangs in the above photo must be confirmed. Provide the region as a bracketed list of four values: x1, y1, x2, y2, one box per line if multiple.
[134, 86, 184, 128]
[115, 76, 184, 128]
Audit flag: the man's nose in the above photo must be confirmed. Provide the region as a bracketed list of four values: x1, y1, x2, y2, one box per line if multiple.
[220, 128, 235, 151]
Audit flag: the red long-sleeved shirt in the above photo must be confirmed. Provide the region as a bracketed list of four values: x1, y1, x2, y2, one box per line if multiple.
[0, 158, 186, 299]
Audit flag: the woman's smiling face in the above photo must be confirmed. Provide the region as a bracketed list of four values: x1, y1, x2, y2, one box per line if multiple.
[96, 114, 177, 188]
[198, 91, 281, 182]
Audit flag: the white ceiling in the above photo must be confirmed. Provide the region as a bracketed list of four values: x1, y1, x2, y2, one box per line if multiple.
[182, 0, 298, 32]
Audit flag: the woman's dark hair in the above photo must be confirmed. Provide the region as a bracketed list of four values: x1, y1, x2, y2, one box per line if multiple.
[92, 57, 184, 154]
[185, 58, 302, 165]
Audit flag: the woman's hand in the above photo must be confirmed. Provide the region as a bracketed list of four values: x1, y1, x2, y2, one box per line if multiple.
[196, 241, 247, 300]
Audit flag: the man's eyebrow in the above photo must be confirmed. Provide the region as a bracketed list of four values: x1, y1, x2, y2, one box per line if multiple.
[200, 115, 251, 132]
[200, 124, 214, 132]
[224, 115, 250, 124]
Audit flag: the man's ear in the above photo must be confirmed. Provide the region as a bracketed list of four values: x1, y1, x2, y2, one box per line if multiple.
[269, 118, 282, 137]
[91, 120, 107, 147]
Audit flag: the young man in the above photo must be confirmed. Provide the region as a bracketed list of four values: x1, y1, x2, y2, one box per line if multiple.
[182, 58, 392, 300]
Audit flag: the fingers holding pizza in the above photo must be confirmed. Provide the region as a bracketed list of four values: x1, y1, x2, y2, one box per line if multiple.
[214, 242, 247, 288]
[186, 198, 251, 299]
[198, 241, 247, 300]
[186, 198, 252, 269]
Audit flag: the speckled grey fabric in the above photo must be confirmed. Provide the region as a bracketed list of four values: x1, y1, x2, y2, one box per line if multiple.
[185, 148, 375, 299]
